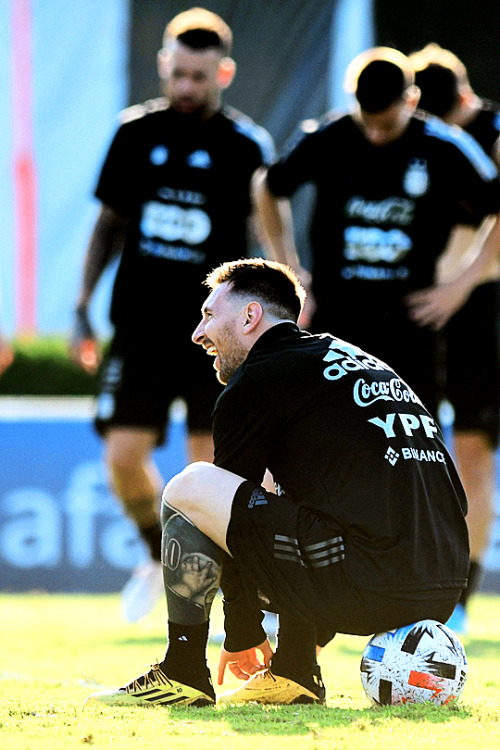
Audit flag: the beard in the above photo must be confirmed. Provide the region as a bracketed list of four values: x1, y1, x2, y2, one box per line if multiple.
[216, 349, 245, 385]
[213, 325, 248, 385]
[172, 98, 206, 117]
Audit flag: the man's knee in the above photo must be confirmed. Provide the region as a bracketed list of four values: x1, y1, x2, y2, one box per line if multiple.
[161, 461, 240, 524]
[162, 461, 214, 515]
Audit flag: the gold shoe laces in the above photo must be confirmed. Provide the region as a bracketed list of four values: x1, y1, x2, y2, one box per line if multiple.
[126, 663, 173, 693]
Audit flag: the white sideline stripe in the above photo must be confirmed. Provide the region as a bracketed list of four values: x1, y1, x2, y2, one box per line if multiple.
[0, 397, 187, 422]
[0, 397, 94, 420]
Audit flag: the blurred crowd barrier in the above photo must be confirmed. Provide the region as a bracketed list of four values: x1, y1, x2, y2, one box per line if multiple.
[0, 397, 499, 593]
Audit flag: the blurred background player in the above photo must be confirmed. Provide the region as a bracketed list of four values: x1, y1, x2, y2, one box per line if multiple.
[253, 46, 500, 421]
[70, 7, 274, 622]
[411, 43, 500, 632]
[252, 47, 500, 638]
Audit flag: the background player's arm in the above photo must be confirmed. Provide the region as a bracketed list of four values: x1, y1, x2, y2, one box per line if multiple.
[70, 204, 127, 372]
[0, 327, 13, 376]
[251, 167, 314, 325]
[251, 168, 300, 268]
[406, 208, 500, 330]
[436, 131, 500, 287]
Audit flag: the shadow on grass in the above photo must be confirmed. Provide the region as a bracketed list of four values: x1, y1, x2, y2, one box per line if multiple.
[157, 701, 472, 736]
[462, 638, 500, 659]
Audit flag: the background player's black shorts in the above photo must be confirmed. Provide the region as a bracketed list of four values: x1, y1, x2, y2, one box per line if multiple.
[94, 331, 223, 444]
[443, 281, 500, 447]
[227, 481, 459, 638]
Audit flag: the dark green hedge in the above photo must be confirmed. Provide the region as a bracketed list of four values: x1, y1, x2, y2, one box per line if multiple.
[0, 338, 99, 396]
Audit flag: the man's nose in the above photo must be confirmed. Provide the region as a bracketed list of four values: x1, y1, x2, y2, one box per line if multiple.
[192, 322, 204, 344]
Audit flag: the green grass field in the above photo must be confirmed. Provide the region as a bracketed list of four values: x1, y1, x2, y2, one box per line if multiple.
[1, 591, 499, 749]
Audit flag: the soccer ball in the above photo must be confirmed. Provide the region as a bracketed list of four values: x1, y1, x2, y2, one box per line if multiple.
[360, 619, 467, 706]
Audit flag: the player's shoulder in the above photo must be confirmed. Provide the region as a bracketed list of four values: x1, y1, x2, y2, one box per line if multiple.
[118, 97, 169, 126]
[281, 109, 349, 156]
[420, 110, 498, 177]
[297, 109, 349, 139]
[221, 106, 275, 162]
[418, 109, 474, 147]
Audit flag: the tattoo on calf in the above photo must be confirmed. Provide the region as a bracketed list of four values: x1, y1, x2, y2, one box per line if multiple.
[161, 502, 224, 625]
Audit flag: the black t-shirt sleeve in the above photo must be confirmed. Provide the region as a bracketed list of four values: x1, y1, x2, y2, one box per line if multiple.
[213, 371, 275, 483]
[266, 129, 319, 198]
[456, 157, 500, 221]
[221, 556, 267, 652]
[95, 122, 139, 217]
[213, 369, 276, 652]
[435, 125, 500, 221]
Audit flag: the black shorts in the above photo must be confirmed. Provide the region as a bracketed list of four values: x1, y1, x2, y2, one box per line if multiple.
[226, 481, 459, 637]
[443, 281, 500, 446]
[94, 332, 223, 445]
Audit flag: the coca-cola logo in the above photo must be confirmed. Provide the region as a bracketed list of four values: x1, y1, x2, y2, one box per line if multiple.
[345, 196, 414, 225]
[353, 377, 422, 407]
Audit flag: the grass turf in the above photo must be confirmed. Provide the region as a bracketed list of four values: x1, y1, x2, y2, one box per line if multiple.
[1, 591, 499, 749]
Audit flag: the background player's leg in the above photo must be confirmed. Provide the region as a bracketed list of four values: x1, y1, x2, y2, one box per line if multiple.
[449, 430, 495, 632]
[105, 427, 164, 622]
[187, 429, 214, 463]
[105, 426, 163, 551]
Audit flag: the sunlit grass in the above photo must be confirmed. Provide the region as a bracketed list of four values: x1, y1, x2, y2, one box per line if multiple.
[1, 592, 499, 748]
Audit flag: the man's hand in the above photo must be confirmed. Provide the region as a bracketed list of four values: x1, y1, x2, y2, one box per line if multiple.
[0, 334, 14, 376]
[217, 638, 274, 685]
[404, 277, 472, 331]
[69, 307, 100, 374]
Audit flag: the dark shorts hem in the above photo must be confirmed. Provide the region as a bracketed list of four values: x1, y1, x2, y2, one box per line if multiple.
[227, 481, 460, 636]
[92, 332, 223, 443]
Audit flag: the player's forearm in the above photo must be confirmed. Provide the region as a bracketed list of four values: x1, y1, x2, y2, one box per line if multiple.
[454, 211, 500, 294]
[76, 205, 127, 309]
[221, 557, 266, 652]
[252, 169, 302, 271]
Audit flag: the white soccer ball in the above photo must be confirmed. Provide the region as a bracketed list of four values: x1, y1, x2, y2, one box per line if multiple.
[360, 619, 467, 706]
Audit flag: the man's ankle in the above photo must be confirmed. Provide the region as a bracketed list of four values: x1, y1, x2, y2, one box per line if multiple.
[270, 660, 325, 700]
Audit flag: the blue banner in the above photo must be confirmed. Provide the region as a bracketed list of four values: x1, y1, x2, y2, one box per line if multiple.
[0, 398, 187, 592]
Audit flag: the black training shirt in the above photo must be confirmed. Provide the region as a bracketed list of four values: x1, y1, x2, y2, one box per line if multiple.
[213, 323, 469, 594]
[465, 100, 500, 157]
[96, 99, 274, 336]
[267, 111, 500, 311]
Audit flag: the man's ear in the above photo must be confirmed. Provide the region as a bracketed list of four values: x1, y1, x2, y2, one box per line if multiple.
[406, 84, 421, 109]
[217, 57, 236, 90]
[242, 301, 263, 333]
[157, 48, 171, 82]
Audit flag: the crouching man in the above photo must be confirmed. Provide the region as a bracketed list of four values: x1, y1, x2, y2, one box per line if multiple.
[86, 258, 469, 707]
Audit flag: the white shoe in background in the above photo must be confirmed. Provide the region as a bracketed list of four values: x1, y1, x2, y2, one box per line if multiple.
[121, 559, 164, 623]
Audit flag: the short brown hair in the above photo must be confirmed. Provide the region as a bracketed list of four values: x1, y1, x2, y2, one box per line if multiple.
[163, 7, 232, 56]
[344, 47, 414, 113]
[205, 258, 306, 322]
[410, 44, 469, 119]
